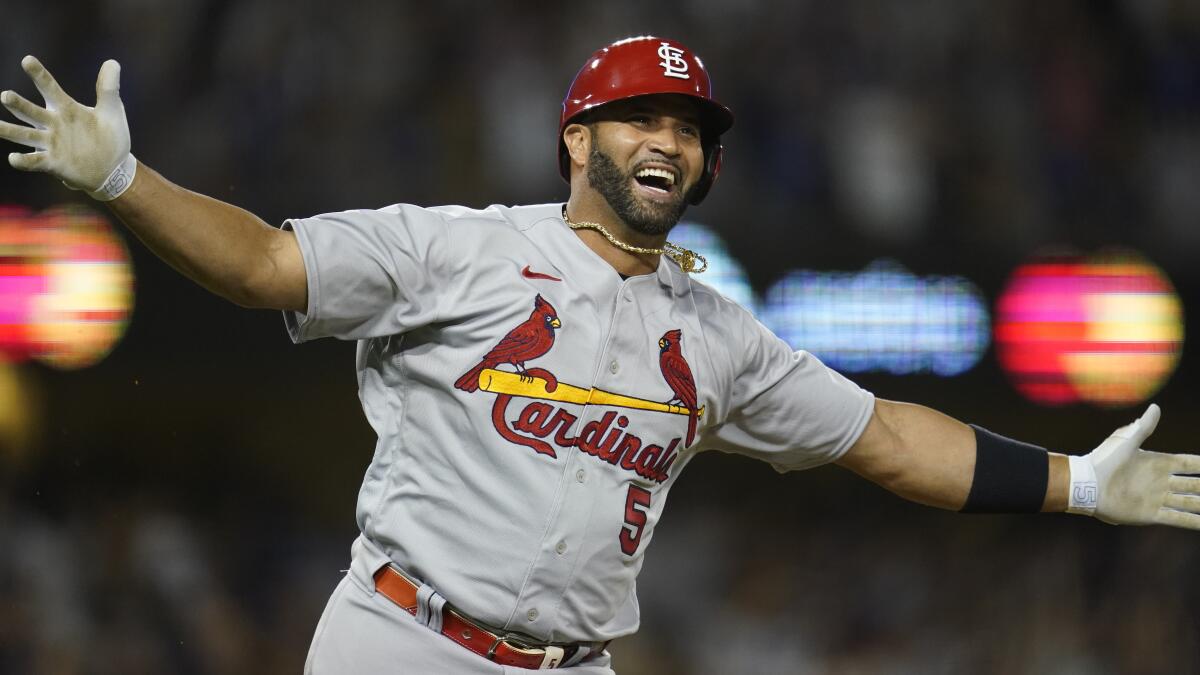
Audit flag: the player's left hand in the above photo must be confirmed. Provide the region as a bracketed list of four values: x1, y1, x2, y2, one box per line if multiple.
[1072, 404, 1200, 529]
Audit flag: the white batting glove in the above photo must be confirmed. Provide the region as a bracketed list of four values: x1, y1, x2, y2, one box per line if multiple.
[0, 55, 135, 201]
[1067, 404, 1200, 529]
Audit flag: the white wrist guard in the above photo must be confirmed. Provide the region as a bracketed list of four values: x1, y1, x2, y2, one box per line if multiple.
[1067, 455, 1099, 515]
[87, 153, 137, 201]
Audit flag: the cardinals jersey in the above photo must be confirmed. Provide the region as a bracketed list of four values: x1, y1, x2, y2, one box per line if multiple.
[283, 202, 874, 642]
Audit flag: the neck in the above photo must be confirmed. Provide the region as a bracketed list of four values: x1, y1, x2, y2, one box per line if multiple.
[563, 196, 664, 276]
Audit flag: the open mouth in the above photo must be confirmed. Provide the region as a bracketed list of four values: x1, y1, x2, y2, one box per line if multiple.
[633, 167, 678, 197]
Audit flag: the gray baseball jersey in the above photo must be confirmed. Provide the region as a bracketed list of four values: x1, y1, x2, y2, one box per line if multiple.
[284, 201, 874, 644]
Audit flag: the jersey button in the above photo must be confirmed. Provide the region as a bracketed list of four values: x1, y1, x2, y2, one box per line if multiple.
[527, 608, 539, 621]
[609, 360, 619, 374]
[575, 469, 586, 483]
[555, 540, 567, 555]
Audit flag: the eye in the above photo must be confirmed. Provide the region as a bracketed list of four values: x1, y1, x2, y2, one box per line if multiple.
[627, 114, 651, 126]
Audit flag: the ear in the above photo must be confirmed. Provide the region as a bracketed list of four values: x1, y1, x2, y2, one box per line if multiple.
[563, 123, 592, 175]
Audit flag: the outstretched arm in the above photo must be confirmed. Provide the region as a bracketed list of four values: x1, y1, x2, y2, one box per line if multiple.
[837, 399, 1200, 530]
[0, 56, 306, 311]
[836, 400, 1068, 511]
[105, 162, 306, 311]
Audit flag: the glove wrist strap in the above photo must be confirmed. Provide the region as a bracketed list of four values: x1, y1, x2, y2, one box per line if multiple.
[88, 153, 137, 202]
[1066, 455, 1098, 515]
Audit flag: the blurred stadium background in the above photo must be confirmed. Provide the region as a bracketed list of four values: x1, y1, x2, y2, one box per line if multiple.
[2, 1, 1200, 673]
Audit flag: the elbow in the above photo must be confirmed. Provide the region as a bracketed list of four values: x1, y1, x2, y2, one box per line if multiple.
[236, 228, 307, 311]
[228, 268, 307, 312]
[222, 273, 263, 309]
[839, 401, 907, 488]
[839, 399, 968, 510]
[228, 291, 261, 310]
[224, 270, 280, 310]
[181, 270, 263, 309]
[228, 284, 288, 311]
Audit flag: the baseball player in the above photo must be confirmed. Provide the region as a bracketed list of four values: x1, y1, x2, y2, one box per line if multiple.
[3, 36, 1200, 673]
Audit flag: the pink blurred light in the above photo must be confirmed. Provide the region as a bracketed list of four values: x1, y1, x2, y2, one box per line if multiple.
[0, 205, 134, 369]
[995, 251, 1184, 407]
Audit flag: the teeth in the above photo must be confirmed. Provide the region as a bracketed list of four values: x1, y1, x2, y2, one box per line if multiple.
[635, 167, 676, 186]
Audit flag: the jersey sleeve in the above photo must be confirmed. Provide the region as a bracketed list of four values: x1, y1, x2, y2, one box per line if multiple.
[706, 314, 875, 472]
[281, 203, 451, 342]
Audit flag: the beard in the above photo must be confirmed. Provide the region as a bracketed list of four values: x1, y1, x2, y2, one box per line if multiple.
[586, 145, 693, 236]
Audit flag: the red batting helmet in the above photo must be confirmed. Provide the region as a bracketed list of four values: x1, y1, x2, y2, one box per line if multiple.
[558, 36, 734, 205]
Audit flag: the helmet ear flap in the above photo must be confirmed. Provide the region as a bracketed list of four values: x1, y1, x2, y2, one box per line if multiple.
[687, 141, 723, 205]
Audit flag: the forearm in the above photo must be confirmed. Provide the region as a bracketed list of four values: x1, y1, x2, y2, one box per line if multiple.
[838, 399, 1068, 512]
[1, 57, 304, 310]
[108, 161, 302, 309]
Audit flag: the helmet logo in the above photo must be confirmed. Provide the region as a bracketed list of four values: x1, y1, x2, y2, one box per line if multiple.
[657, 43, 690, 80]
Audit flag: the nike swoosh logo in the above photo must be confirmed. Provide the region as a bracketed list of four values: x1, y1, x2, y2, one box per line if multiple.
[522, 265, 562, 282]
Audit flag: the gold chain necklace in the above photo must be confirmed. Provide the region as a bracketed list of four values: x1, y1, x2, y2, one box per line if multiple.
[561, 208, 707, 274]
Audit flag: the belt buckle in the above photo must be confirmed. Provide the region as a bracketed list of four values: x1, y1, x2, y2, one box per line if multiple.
[485, 634, 509, 659]
[538, 646, 566, 669]
[487, 634, 566, 669]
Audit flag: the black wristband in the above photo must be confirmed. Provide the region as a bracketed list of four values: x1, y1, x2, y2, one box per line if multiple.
[961, 425, 1049, 513]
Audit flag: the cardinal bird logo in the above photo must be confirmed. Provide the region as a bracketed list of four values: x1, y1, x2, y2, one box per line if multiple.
[658, 329, 698, 448]
[455, 294, 562, 392]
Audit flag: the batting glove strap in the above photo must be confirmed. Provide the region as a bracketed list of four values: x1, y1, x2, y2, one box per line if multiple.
[87, 152, 136, 201]
[1067, 454, 1098, 515]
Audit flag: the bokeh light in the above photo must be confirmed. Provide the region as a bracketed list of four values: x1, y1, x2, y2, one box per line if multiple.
[0, 361, 41, 463]
[668, 221, 759, 315]
[0, 207, 46, 362]
[761, 259, 990, 376]
[0, 206, 134, 369]
[994, 250, 1184, 407]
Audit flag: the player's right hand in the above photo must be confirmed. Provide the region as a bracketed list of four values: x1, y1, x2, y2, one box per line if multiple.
[0, 56, 136, 201]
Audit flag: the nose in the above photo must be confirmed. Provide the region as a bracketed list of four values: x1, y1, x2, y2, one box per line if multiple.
[644, 124, 680, 158]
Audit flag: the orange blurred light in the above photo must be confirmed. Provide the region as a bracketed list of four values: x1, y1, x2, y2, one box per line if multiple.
[995, 250, 1184, 407]
[0, 206, 134, 369]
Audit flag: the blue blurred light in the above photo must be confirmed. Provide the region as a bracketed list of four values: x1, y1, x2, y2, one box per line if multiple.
[760, 259, 990, 376]
[669, 221, 759, 315]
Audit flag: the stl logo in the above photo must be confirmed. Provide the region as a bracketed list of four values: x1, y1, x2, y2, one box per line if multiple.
[657, 43, 689, 80]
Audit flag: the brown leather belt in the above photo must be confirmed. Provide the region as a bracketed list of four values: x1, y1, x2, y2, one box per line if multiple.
[372, 565, 607, 669]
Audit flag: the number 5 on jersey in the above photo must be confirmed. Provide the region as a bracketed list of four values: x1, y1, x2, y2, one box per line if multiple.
[619, 485, 652, 555]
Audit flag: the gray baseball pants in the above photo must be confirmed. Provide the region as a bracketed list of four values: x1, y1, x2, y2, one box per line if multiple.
[304, 545, 616, 674]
